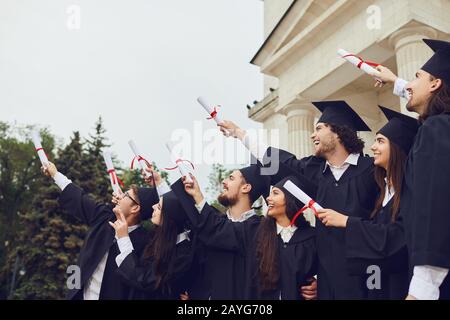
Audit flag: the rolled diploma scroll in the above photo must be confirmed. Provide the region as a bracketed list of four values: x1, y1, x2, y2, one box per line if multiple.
[197, 96, 224, 125]
[283, 180, 323, 211]
[337, 48, 381, 77]
[31, 131, 49, 165]
[165, 142, 193, 183]
[128, 140, 151, 179]
[103, 151, 122, 194]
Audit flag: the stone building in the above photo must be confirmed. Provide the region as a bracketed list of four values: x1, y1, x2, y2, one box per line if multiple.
[249, 0, 450, 157]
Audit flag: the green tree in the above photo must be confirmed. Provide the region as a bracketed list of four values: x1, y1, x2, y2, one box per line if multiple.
[83, 116, 112, 203]
[2, 132, 89, 299]
[3, 117, 115, 299]
[206, 164, 232, 213]
[0, 123, 55, 299]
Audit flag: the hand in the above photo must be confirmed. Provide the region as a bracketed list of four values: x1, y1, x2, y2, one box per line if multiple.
[111, 191, 123, 206]
[317, 209, 348, 228]
[180, 291, 190, 300]
[41, 161, 57, 178]
[142, 165, 162, 187]
[108, 211, 129, 238]
[182, 173, 204, 205]
[300, 278, 317, 300]
[374, 66, 398, 87]
[405, 295, 418, 300]
[218, 120, 246, 140]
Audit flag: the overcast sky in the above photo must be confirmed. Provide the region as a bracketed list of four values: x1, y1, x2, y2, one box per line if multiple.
[0, 0, 264, 195]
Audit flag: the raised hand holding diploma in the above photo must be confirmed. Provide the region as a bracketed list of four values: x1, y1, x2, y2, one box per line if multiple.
[182, 173, 204, 205]
[31, 130, 49, 166]
[103, 151, 124, 195]
[165, 142, 194, 183]
[41, 161, 57, 178]
[317, 209, 349, 228]
[128, 140, 153, 179]
[197, 96, 224, 125]
[338, 48, 382, 78]
[283, 180, 323, 225]
[142, 167, 162, 187]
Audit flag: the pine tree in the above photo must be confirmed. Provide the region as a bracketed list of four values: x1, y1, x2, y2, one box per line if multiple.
[83, 116, 111, 203]
[0, 124, 55, 299]
[3, 132, 89, 299]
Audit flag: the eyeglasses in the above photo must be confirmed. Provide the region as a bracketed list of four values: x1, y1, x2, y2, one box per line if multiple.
[124, 191, 140, 206]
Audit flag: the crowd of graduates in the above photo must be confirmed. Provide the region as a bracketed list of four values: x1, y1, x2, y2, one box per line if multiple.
[40, 38, 450, 300]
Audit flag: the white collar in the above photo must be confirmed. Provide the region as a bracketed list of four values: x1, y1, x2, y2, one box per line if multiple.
[276, 223, 297, 235]
[323, 153, 360, 173]
[176, 230, 191, 244]
[226, 209, 256, 222]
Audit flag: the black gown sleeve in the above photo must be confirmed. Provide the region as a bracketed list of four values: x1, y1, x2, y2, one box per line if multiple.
[345, 216, 405, 260]
[409, 116, 450, 268]
[296, 238, 318, 286]
[58, 183, 111, 226]
[116, 240, 194, 295]
[263, 147, 315, 176]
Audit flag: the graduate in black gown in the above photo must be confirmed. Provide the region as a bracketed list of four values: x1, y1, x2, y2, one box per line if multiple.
[41, 161, 160, 300]
[397, 39, 450, 300]
[172, 165, 270, 300]
[218, 101, 378, 299]
[253, 172, 318, 300]
[317, 106, 419, 299]
[109, 185, 197, 300]
[175, 166, 318, 300]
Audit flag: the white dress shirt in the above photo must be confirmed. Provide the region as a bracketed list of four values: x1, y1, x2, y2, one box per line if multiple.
[323, 153, 360, 181]
[382, 178, 395, 207]
[52, 171, 142, 300]
[83, 224, 139, 300]
[276, 223, 297, 243]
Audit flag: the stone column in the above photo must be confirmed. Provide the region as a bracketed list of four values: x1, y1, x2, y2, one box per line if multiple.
[282, 104, 315, 158]
[389, 26, 437, 115]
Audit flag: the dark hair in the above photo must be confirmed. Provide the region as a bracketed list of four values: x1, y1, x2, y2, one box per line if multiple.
[371, 141, 407, 222]
[142, 203, 179, 293]
[328, 124, 365, 154]
[420, 77, 450, 122]
[255, 189, 309, 292]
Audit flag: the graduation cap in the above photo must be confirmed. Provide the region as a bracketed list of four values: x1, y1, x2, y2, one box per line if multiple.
[137, 187, 159, 220]
[312, 100, 371, 132]
[268, 162, 318, 226]
[239, 164, 271, 204]
[161, 190, 189, 232]
[422, 39, 450, 83]
[378, 106, 419, 155]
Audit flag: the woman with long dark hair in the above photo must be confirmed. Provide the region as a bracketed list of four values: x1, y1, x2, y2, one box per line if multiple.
[255, 174, 317, 300]
[317, 106, 419, 299]
[178, 163, 318, 300]
[109, 187, 196, 299]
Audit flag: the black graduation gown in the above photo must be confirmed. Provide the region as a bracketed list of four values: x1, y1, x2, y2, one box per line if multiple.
[264, 148, 378, 299]
[190, 203, 261, 300]
[116, 236, 196, 300]
[254, 226, 317, 300]
[345, 198, 409, 299]
[185, 243, 214, 300]
[401, 113, 450, 299]
[59, 183, 151, 300]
